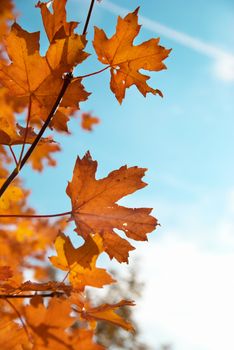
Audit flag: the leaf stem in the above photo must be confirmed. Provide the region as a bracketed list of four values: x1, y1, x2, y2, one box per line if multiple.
[77, 65, 110, 79]
[8, 145, 18, 166]
[0, 210, 71, 219]
[5, 298, 31, 343]
[17, 95, 32, 168]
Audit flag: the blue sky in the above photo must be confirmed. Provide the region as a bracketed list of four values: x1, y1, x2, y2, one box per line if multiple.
[14, 1, 234, 349]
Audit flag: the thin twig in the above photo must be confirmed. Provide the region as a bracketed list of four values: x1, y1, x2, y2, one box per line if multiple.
[1, 292, 65, 299]
[5, 298, 32, 343]
[82, 0, 95, 35]
[8, 145, 18, 166]
[0, 210, 71, 218]
[18, 95, 32, 167]
[61, 271, 69, 284]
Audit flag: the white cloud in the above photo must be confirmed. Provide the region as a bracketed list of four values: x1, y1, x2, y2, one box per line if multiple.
[133, 236, 234, 350]
[116, 186, 234, 350]
[100, 1, 234, 82]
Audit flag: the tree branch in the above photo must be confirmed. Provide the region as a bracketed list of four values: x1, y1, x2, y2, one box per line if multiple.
[0, 210, 71, 219]
[1, 292, 65, 299]
[82, 0, 95, 35]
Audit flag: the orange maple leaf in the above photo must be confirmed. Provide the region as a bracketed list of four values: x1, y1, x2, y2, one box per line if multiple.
[74, 298, 135, 332]
[28, 142, 61, 171]
[81, 112, 100, 131]
[0, 180, 23, 209]
[25, 296, 75, 349]
[36, 0, 78, 42]
[0, 23, 89, 126]
[69, 329, 105, 350]
[66, 152, 157, 263]
[50, 232, 114, 290]
[0, 319, 27, 350]
[0, 0, 14, 44]
[0, 118, 54, 146]
[0, 266, 12, 281]
[93, 7, 171, 103]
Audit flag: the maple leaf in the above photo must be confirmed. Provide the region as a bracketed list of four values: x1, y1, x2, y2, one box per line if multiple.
[0, 0, 14, 45]
[93, 7, 171, 103]
[66, 152, 157, 263]
[0, 319, 27, 350]
[50, 232, 99, 270]
[0, 23, 89, 128]
[0, 118, 54, 146]
[50, 106, 76, 133]
[50, 232, 114, 290]
[28, 142, 61, 171]
[74, 298, 135, 332]
[0, 180, 23, 209]
[0, 266, 12, 281]
[81, 112, 100, 131]
[69, 329, 105, 350]
[25, 296, 75, 350]
[36, 0, 78, 42]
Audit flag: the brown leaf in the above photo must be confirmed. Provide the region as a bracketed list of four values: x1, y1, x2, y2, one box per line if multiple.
[25, 296, 75, 349]
[0, 266, 13, 281]
[50, 232, 99, 270]
[28, 142, 61, 171]
[93, 8, 171, 103]
[69, 329, 105, 350]
[0, 23, 89, 129]
[50, 232, 114, 290]
[0, 118, 54, 146]
[77, 299, 135, 332]
[0, 180, 23, 210]
[0, 319, 27, 350]
[36, 0, 78, 42]
[66, 152, 158, 262]
[81, 112, 100, 131]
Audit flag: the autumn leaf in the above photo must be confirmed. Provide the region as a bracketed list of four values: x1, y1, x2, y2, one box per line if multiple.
[0, 319, 27, 350]
[69, 329, 105, 350]
[74, 298, 135, 332]
[66, 152, 157, 262]
[36, 0, 78, 42]
[50, 106, 76, 133]
[0, 266, 13, 281]
[50, 232, 114, 290]
[25, 296, 75, 350]
[93, 7, 171, 103]
[0, 280, 72, 296]
[0, 180, 23, 209]
[0, 0, 14, 44]
[0, 118, 54, 146]
[0, 23, 89, 128]
[28, 142, 61, 171]
[50, 232, 99, 270]
[81, 112, 100, 131]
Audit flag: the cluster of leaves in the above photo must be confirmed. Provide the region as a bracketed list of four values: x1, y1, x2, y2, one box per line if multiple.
[0, 0, 170, 349]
